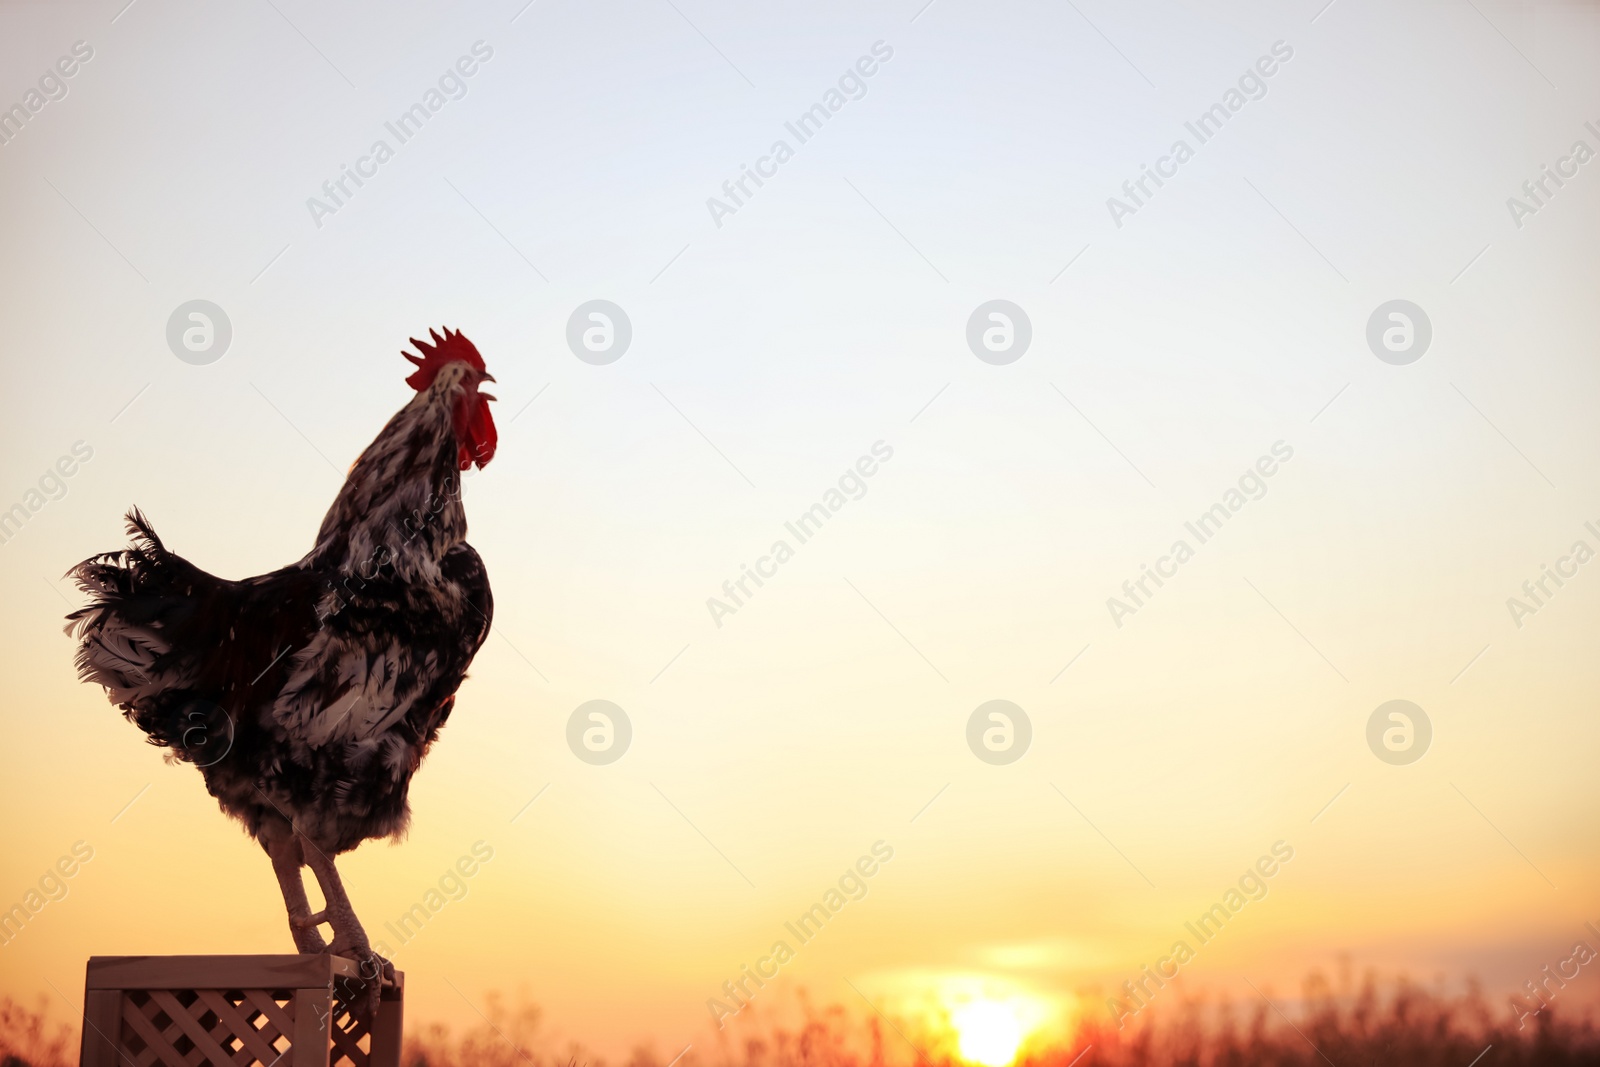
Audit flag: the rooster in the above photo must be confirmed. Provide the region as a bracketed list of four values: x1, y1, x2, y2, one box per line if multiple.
[65, 329, 497, 1011]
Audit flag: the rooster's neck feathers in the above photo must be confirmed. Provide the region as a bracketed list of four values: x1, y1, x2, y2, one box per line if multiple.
[305, 365, 474, 581]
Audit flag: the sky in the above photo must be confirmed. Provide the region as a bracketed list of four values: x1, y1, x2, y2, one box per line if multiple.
[2, 0, 1600, 1060]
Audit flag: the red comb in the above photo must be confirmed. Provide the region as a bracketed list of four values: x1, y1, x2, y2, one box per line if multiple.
[402, 328, 485, 390]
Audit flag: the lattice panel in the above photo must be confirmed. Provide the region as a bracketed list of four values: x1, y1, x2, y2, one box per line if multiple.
[111, 988, 377, 1067]
[80, 955, 402, 1067]
[121, 988, 295, 1067]
[326, 987, 375, 1067]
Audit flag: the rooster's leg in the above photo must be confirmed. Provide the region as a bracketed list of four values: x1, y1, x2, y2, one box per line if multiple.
[266, 830, 328, 954]
[300, 837, 394, 1019]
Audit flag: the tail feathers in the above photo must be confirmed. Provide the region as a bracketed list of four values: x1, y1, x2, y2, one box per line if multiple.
[72, 625, 172, 703]
[65, 508, 169, 603]
[65, 509, 195, 706]
[117, 505, 166, 558]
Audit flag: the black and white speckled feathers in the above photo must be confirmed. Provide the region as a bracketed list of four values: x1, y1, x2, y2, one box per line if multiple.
[66, 355, 494, 855]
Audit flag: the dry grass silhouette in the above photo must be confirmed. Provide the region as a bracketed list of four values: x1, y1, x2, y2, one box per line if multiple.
[398, 974, 1600, 1067]
[1064, 974, 1600, 1067]
[0, 997, 72, 1067]
[5, 973, 1600, 1067]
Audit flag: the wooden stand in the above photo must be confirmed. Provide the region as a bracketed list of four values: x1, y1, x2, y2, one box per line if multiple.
[78, 955, 403, 1067]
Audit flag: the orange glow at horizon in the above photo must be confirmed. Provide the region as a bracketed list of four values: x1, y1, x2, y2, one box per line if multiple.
[951, 1001, 1026, 1067]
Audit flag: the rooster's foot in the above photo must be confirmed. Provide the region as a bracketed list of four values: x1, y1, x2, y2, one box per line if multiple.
[327, 932, 391, 1023]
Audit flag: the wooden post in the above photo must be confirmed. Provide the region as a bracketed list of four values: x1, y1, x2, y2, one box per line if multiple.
[291, 987, 332, 1067]
[368, 977, 406, 1067]
[77, 955, 403, 1067]
[78, 990, 122, 1067]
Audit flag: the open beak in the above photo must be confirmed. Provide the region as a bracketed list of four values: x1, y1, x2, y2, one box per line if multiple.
[479, 372, 496, 401]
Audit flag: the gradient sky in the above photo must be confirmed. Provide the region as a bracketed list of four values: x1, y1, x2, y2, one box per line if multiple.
[3, 0, 1600, 1059]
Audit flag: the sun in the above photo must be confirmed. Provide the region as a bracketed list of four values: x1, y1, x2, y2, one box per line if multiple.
[951, 1000, 1025, 1067]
